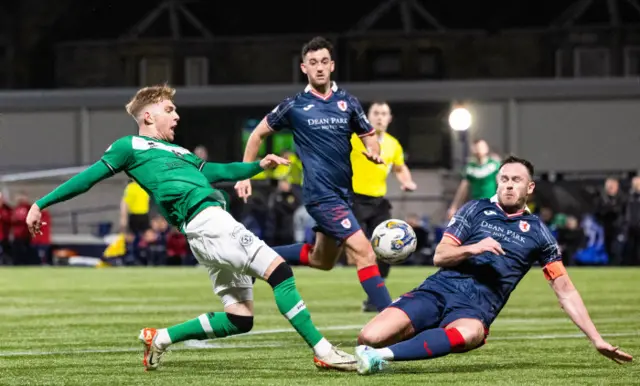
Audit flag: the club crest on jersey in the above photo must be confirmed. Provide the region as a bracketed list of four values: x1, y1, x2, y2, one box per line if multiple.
[341, 218, 351, 229]
[519, 220, 530, 232]
[337, 100, 347, 111]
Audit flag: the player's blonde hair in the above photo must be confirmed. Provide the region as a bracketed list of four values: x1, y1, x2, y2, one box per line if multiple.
[125, 84, 176, 121]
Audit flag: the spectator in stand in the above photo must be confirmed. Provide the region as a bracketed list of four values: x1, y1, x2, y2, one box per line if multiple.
[194, 145, 209, 162]
[266, 178, 302, 245]
[0, 192, 12, 265]
[138, 215, 169, 266]
[31, 209, 51, 265]
[622, 176, 640, 266]
[166, 228, 189, 265]
[594, 177, 626, 265]
[12, 191, 33, 265]
[557, 215, 585, 266]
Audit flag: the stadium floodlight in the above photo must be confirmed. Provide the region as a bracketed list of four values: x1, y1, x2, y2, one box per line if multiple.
[448, 107, 472, 132]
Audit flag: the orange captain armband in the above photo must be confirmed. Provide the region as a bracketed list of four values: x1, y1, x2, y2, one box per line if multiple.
[542, 261, 567, 281]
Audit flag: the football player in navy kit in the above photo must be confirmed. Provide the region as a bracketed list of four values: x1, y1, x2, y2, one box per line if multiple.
[354, 155, 633, 374]
[236, 36, 393, 312]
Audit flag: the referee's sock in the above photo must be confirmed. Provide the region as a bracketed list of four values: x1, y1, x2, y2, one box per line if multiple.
[273, 243, 312, 266]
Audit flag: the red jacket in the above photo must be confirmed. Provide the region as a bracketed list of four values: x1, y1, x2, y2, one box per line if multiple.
[31, 210, 51, 245]
[0, 204, 12, 241]
[12, 203, 31, 240]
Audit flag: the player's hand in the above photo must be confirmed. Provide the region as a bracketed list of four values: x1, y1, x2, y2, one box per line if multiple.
[593, 339, 633, 364]
[401, 181, 417, 191]
[234, 179, 252, 203]
[469, 237, 505, 256]
[26, 204, 47, 237]
[362, 150, 384, 165]
[259, 154, 290, 170]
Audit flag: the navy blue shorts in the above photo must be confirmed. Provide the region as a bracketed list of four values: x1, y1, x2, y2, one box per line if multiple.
[306, 197, 361, 242]
[390, 278, 492, 333]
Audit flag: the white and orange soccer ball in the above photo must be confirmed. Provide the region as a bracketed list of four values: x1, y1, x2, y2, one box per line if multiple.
[371, 219, 417, 264]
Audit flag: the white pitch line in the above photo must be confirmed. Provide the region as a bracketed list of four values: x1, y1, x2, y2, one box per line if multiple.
[0, 326, 637, 358]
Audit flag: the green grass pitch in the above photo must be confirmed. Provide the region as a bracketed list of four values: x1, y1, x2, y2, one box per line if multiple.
[1, 266, 638, 385]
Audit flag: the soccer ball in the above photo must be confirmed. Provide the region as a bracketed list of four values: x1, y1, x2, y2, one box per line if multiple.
[371, 219, 417, 264]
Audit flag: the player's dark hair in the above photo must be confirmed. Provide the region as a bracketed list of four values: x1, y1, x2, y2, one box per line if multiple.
[500, 155, 535, 178]
[301, 36, 334, 59]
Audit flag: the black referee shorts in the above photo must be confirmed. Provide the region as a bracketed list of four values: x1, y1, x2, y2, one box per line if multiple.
[352, 193, 393, 277]
[352, 194, 392, 239]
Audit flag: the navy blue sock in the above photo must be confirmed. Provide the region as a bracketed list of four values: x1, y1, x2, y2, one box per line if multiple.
[358, 265, 392, 311]
[272, 244, 310, 266]
[388, 328, 465, 361]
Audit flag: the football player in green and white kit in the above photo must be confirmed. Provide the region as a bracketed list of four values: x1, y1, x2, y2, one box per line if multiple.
[447, 139, 501, 219]
[26, 85, 357, 372]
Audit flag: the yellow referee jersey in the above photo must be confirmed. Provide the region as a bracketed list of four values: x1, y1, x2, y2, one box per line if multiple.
[123, 181, 150, 215]
[350, 132, 405, 197]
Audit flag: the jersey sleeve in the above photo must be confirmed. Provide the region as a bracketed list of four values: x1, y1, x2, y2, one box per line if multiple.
[265, 98, 295, 132]
[392, 141, 405, 166]
[348, 96, 374, 137]
[442, 200, 480, 245]
[537, 221, 563, 270]
[101, 137, 133, 174]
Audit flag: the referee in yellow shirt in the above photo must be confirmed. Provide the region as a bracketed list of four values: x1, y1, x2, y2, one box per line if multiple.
[119, 180, 151, 235]
[350, 101, 417, 312]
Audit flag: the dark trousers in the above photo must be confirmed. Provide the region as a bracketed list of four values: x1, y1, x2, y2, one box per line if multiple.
[623, 226, 640, 266]
[352, 194, 393, 278]
[13, 238, 34, 265]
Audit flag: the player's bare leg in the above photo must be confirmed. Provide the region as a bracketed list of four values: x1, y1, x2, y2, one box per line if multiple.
[355, 316, 486, 375]
[357, 307, 416, 347]
[258, 256, 357, 371]
[306, 232, 343, 270]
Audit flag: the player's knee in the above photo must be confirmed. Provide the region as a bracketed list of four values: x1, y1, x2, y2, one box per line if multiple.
[227, 313, 254, 334]
[447, 323, 485, 350]
[357, 325, 385, 348]
[346, 232, 377, 266]
[266, 262, 294, 288]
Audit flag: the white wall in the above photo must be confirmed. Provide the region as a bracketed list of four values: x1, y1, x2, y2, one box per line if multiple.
[88, 110, 137, 161]
[518, 100, 640, 171]
[0, 111, 78, 169]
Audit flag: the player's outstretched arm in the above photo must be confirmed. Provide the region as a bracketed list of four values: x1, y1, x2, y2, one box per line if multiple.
[235, 118, 275, 202]
[27, 161, 114, 236]
[202, 155, 289, 183]
[359, 134, 384, 164]
[433, 236, 504, 267]
[548, 272, 633, 364]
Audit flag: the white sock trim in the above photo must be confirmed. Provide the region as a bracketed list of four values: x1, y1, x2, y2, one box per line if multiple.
[375, 347, 394, 361]
[154, 328, 172, 349]
[313, 338, 332, 357]
[198, 314, 214, 338]
[284, 300, 306, 320]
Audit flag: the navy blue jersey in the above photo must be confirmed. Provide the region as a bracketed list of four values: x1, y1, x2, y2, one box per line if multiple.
[265, 82, 374, 204]
[437, 197, 562, 317]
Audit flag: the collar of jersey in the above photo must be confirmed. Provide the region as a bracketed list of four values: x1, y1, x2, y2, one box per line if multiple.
[304, 82, 338, 100]
[490, 194, 531, 217]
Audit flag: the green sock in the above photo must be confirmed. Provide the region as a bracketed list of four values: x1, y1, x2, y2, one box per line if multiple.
[273, 277, 324, 348]
[166, 312, 240, 343]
